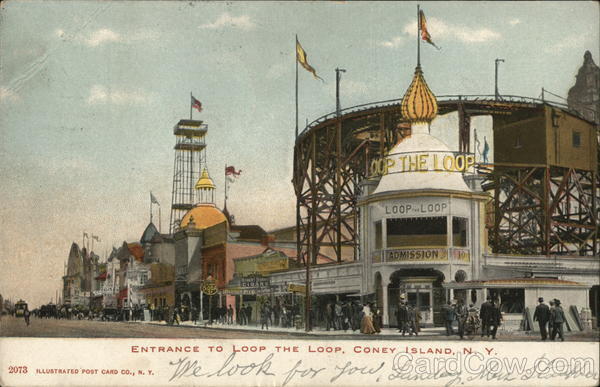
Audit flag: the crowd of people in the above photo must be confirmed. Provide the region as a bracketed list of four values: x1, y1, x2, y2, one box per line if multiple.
[438, 296, 503, 339]
[13, 295, 573, 341]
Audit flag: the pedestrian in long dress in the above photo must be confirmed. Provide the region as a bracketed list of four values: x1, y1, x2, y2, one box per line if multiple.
[360, 304, 376, 334]
[371, 303, 381, 333]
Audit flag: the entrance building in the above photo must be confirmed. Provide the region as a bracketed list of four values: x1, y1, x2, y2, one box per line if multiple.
[358, 64, 488, 327]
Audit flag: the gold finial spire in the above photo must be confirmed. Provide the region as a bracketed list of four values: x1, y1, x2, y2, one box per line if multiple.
[195, 168, 215, 190]
[401, 66, 438, 123]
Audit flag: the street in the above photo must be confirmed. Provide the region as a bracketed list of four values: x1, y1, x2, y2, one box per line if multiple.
[0, 316, 289, 339]
[1, 316, 598, 341]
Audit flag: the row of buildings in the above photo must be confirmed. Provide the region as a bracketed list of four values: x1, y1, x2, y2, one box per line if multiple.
[63, 51, 599, 330]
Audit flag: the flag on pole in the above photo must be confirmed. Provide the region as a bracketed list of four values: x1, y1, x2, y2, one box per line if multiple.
[296, 38, 324, 81]
[225, 166, 242, 183]
[225, 166, 242, 176]
[150, 192, 160, 206]
[419, 10, 440, 50]
[191, 95, 203, 112]
[83, 232, 89, 239]
[92, 235, 100, 242]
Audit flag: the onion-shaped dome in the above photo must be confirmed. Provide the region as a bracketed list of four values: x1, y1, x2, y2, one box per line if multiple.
[401, 66, 438, 123]
[195, 168, 215, 190]
[180, 203, 227, 230]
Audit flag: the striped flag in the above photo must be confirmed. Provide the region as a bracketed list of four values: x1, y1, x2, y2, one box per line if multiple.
[191, 95, 203, 112]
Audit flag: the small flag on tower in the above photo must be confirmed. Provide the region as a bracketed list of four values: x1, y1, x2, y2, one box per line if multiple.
[296, 38, 324, 82]
[191, 95, 203, 112]
[419, 10, 440, 50]
[225, 166, 242, 176]
[150, 192, 160, 205]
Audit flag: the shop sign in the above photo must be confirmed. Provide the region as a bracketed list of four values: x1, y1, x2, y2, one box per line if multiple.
[257, 258, 288, 273]
[201, 279, 218, 295]
[288, 284, 306, 293]
[370, 152, 475, 177]
[372, 198, 450, 218]
[452, 249, 470, 262]
[240, 276, 270, 289]
[386, 248, 448, 262]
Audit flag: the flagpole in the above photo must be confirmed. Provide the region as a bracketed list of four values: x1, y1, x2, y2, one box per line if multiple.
[224, 164, 228, 210]
[159, 205, 161, 233]
[190, 92, 193, 120]
[295, 34, 299, 138]
[150, 192, 153, 223]
[417, 4, 421, 67]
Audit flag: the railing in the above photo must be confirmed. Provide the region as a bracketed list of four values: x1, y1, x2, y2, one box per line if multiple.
[297, 94, 589, 139]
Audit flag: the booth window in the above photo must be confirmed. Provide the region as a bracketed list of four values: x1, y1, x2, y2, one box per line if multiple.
[375, 220, 383, 250]
[489, 288, 524, 314]
[386, 217, 447, 247]
[452, 217, 468, 247]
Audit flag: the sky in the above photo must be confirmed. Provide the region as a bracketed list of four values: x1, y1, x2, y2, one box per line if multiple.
[0, 1, 598, 308]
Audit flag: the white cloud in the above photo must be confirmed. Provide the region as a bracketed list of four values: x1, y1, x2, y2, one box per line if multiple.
[509, 18, 521, 26]
[87, 85, 152, 105]
[403, 18, 501, 43]
[84, 29, 122, 46]
[378, 36, 405, 48]
[0, 87, 21, 103]
[199, 12, 256, 30]
[55, 27, 157, 47]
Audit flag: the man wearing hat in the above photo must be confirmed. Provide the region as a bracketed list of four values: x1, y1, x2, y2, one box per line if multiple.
[550, 299, 566, 341]
[480, 296, 493, 338]
[533, 297, 551, 340]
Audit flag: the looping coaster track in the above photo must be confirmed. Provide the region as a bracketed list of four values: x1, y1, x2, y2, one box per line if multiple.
[293, 95, 599, 264]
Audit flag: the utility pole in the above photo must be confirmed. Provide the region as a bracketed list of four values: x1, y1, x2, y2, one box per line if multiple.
[335, 68, 346, 117]
[495, 58, 505, 100]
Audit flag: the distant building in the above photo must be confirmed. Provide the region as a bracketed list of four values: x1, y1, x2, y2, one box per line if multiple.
[139, 222, 176, 310]
[568, 51, 600, 124]
[115, 241, 149, 311]
[62, 242, 100, 307]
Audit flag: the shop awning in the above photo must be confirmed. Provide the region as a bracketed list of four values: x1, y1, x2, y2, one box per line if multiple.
[443, 278, 587, 289]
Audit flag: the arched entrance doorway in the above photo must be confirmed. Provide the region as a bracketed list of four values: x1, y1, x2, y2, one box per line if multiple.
[388, 269, 445, 327]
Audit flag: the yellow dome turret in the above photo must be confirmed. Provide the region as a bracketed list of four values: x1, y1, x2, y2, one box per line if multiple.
[195, 168, 215, 190]
[401, 66, 438, 123]
[193, 168, 215, 205]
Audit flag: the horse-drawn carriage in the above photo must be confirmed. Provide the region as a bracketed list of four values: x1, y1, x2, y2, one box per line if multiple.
[14, 300, 28, 317]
